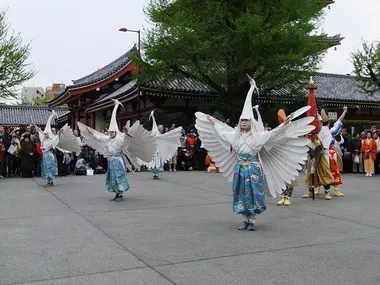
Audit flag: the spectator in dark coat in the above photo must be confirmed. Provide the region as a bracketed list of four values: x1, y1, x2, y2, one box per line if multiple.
[2, 127, 12, 177]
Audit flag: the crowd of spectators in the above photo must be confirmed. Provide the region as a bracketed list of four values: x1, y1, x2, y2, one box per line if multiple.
[0, 123, 209, 178]
[2, 120, 378, 179]
[338, 128, 380, 175]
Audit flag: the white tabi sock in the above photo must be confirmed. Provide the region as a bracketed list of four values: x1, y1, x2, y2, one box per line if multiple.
[248, 214, 256, 225]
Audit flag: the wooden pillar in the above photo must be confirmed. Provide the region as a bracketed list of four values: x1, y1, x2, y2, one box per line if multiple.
[71, 111, 75, 129]
[90, 112, 95, 129]
[76, 110, 80, 129]
[84, 111, 89, 126]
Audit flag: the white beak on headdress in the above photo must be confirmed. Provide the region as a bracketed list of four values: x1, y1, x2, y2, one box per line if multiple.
[108, 99, 124, 133]
[149, 110, 161, 136]
[238, 74, 263, 132]
[44, 110, 58, 138]
[240, 74, 256, 121]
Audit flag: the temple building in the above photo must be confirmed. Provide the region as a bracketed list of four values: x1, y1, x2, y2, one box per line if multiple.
[48, 46, 217, 129]
[48, 45, 380, 130]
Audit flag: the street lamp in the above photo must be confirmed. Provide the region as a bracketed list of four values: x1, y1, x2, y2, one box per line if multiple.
[119, 27, 141, 119]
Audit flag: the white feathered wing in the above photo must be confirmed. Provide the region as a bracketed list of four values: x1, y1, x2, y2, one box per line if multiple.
[78, 120, 156, 171]
[77, 121, 109, 156]
[152, 127, 183, 165]
[121, 120, 157, 170]
[57, 123, 81, 153]
[195, 112, 237, 182]
[255, 108, 315, 198]
[138, 111, 182, 168]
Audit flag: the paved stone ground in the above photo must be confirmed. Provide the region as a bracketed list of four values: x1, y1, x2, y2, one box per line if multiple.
[1, 171, 380, 285]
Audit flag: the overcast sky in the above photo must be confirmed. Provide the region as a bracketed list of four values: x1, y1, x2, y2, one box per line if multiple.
[1, 0, 380, 89]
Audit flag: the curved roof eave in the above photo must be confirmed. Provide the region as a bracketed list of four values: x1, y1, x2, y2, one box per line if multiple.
[48, 45, 138, 105]
[69, 60, 133, 91]
[48, 60, 135, 106]
[72, 46, 137, 86]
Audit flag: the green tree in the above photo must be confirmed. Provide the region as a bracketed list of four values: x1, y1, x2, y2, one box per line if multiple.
[351, 40, 380, 94]
[138, 0, 334, 119]
[0, 11, 35, 101]
[32, 92, 55, 106]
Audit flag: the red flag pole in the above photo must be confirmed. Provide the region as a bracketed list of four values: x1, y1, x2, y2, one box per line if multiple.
[307, 76, 319, 138]
[306, 76, 318, 200]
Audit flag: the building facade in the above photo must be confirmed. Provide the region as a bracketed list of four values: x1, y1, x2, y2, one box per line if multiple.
[46, 83, 66, 97]
[21, 87, 45, 104]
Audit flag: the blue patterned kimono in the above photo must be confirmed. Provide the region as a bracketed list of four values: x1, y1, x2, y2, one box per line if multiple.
[211, 129, 272, 217]
[92, 133, 130, 194]
[41, 149, 58, 180]
[232, 153, 266, 215]
[106, 153, 129, 193]
[41, 138, 58, 180]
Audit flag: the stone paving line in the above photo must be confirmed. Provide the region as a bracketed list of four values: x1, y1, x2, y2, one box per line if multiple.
[0, 172, 379, 285]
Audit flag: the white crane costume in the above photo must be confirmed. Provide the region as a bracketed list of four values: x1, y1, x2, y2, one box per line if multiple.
[195, 75, 315, 230]
[276, 109, 298, 206]
[138, 110, 182, 179]
[35, 111, 80, 187]
[77, 99, 156, 201]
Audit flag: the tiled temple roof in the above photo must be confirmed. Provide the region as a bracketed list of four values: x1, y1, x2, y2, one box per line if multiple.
[87, 72, 380, 107]
[87, 77, 218, 110]
[315, 34, 344, 45]
[269, 73, 380, 102]
[146, 77, 216, 93]
[70, 45, 137, 88]
[0, 105, 69, 126]
[52, 45, 138, 102]
[312, 73, 380, 102]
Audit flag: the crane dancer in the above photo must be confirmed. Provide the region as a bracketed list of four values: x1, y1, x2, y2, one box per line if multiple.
[35, 111, 80, 187]
[138, 110, 182, 179]
[78, 99, 156, 201]
[195, 74, 315, 231]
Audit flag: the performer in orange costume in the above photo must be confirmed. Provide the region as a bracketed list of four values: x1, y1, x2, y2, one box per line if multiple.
[205, 154, 219, 173]
[329, 145, 343, 186]
[360, 131, 377, 176]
